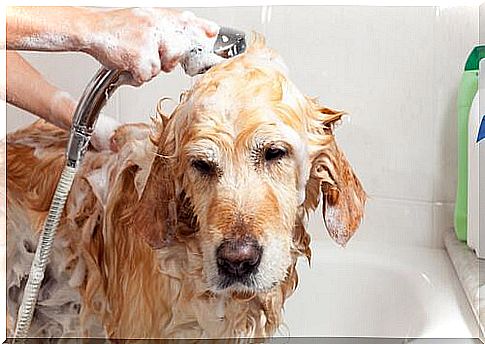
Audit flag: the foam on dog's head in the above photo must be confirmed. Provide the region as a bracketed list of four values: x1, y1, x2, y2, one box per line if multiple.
[176, 34, 311, 204]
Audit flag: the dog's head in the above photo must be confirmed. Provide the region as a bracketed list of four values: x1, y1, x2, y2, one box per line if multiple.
[131, 36, 366, 294]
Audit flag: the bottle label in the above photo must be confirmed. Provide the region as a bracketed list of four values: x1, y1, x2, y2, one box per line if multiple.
[478, 115, 485, 143]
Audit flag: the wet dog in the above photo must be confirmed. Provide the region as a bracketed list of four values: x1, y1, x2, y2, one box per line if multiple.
[6, 36, 366, 339]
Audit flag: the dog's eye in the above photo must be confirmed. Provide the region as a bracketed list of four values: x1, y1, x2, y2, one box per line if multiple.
[191, 159, 216, 175]
[264, 147, 287, 161]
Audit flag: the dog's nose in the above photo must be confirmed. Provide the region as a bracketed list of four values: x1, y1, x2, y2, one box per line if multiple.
[216, 239, 262, 277]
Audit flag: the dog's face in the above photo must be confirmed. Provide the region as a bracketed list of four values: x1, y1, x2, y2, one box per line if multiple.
[135, 37, 366, 294]
[180, 79, 307, 293]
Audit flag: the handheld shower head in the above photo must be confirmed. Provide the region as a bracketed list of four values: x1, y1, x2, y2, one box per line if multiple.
[181, 26, 247, 76]
[213, 27, 247, 59]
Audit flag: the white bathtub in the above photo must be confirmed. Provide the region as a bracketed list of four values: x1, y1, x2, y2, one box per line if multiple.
[279, 240, 479, 339]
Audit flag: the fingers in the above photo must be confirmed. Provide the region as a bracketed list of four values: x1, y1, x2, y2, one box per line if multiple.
[180, 10, 219, 38]
[198, 18, 220, 38]
[159, 51, 181, 73]
[130, 51, 162, 86]
[160, 59, 179, 73]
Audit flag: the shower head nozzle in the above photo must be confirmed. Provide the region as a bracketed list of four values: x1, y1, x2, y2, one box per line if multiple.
[181, 27, 247, 76]
[213, 27, 247, 59]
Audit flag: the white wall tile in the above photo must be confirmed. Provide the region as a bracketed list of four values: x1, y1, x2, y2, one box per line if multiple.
[351, 198, 435, 248]
[6, 104, 36, 133]
[433, 202, 455, 248]
[114, 69, 190, 124]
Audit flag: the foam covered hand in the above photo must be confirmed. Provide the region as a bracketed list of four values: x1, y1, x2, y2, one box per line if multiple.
[83, 8, 220, 85]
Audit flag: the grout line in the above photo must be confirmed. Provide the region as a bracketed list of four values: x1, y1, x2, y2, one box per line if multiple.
[431, 5, 439, 241]
[368, 193, 455, 206]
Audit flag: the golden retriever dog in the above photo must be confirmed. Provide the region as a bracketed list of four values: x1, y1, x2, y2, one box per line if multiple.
[6, 36, 366, 340]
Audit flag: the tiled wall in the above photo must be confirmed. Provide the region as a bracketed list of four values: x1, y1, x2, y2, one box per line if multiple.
[6, 6, 479, 249]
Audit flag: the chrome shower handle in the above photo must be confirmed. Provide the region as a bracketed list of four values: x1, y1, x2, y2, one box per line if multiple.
[66, 68, 130, 168]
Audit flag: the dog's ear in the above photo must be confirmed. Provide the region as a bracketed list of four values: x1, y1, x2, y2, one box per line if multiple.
[132, 108, 197, 249]
[133, 112, 179, 249]
[304, 104, 366, 246]
[133, 154, 178, 249]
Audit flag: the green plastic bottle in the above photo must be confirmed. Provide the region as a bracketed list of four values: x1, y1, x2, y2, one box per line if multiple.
[454, 46, 485, 241]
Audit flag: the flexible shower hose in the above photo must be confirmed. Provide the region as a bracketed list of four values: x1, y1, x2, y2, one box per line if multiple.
[13, 166, 77, 339]
[12, 68, 128, 341]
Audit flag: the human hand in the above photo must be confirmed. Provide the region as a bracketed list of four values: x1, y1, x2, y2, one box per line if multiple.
[81, 8, 220, 85]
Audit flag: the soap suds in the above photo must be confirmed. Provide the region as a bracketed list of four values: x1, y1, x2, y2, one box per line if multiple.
[86, 159, 116, 207]
[17, 33, 73, 51]
[181, 49, 224, 77]
[91, 114, 120, 151]
[7, 204, 84, 337]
